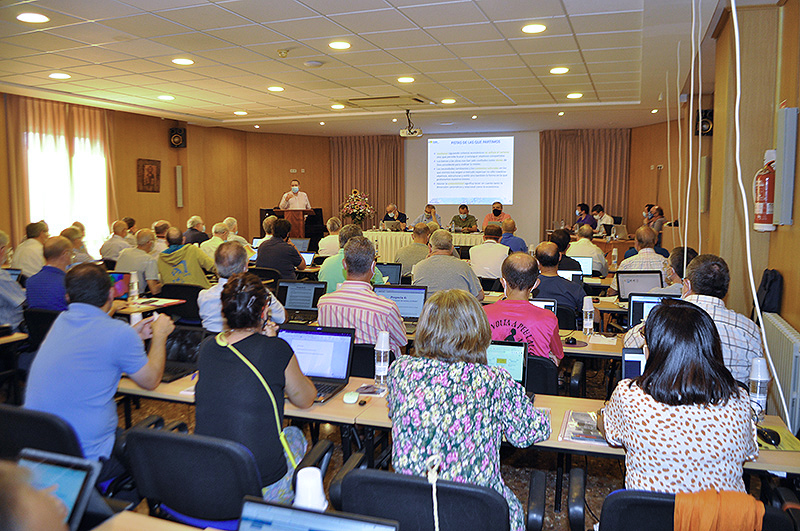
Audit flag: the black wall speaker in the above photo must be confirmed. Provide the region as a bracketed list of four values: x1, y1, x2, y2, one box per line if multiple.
[169, 127, 187, 148]
[695, 109, 713, 136]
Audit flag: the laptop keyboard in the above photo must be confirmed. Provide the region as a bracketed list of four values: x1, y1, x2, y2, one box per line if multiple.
[289, 311, 318, 323]
[161, 364, 194, 383]
[314, 382, 341, 398]
[404, 322, 417, 334]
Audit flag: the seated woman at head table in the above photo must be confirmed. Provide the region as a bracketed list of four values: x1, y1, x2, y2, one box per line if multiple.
[195, 272, 316, 503]
[600, 298, 757, 493]
[387, 289, 551, 531]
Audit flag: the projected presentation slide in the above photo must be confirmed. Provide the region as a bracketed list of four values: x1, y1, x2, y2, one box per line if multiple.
[427, 137, 514, 205]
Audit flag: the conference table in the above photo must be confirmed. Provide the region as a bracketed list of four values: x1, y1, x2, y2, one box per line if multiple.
[91, 511, 198, 530]
[0, 332, 29, 404]
[363, 230, 483, 262]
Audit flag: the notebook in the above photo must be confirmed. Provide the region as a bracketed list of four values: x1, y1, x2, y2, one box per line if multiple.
[529, 298, 558, 314]
[627, 292, 680, 328]
[293, 238, 310, 252]
[486, 340, 527, 384]
[275, 280, 327, 322]
[376, 262, 401, 284]
[300, 252, 315, 267]
[277, 324, 354, 402]
[17, 448, 101, 531]
[572, 256, 593, 276]
[238, 497, 399, 531]
[108, 271, 131, 300]
[4, 267, 21, 282]
[622, 347, 647, 379]
[616, 271, 663, 301]
[373, 285, 427, 333]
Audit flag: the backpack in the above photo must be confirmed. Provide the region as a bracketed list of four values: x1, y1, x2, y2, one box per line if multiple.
[753, 269, 783, 319]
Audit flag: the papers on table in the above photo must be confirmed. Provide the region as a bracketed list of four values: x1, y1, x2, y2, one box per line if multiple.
[180, 385, 195, 396]
[588, 334, 618, 346]
[558, 410, 609, 446]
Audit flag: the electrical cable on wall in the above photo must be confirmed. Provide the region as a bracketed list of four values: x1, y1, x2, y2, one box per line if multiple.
[695, 0, 703, 254]
[666, 71, 676, 237]
[683, 0, 697, 274]
[676, 43, 685, 246]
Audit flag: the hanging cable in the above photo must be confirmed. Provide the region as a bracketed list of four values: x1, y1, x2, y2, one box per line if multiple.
[676, 43, 684, 246]
[426, 454, 442, 531]
[695, 0, 703, 253]
[683, 0, 697, 274]
[666, 72, 676, 237]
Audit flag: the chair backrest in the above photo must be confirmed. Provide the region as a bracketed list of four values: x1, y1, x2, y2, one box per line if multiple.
[312, 255, 327, 266]
[350, 344, 396, 379]
[102, 259, 116, 271]
[556, 306, 577, 330]
[612, 216, 623, 225]
[22, 308, 62, 351]
[126, 428, 263, 523]
[158, 284, 203, 323]
[525, 356, 559, 395]
[247, 267, 282, 291]
[0, 403, 83, 460]
[458, 245, 471, 259]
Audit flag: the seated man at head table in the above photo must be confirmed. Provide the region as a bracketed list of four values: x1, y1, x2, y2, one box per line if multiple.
[316, 216, 342, 257]
[199, 241, 285, 333]
[60, 226, 93, 265]
[623, 253, 762, 385]
[499, 219, 527, 253]
[319, 224, 386, 293]
[25, 236, 73, 312]
[412, 204, 442, 227]
[150, 219, 170, 256]
[382, 203, 407, 230]
[11, 221, 49, 278]
[608, 226, 670, 296]
[573, 202, 596, 231]
[158, 226, 216, 288]
[483, 252, 564, 364]
[469, 224, 510, 279]
[24, 263, 174, 483]
[318, 237, 407, 354]
[183, 215, 209, 245]
[590, 204, 615, 235]
[255, 219, 305, 280]
[200, 222, 229, 259]
[395, 222, 432, 278]
[116, 229, 162, 295]
[0, 230, 25, 332]
[482, 201, 512, 229]
[450, 204, 479, 233]
[99, 220, 132, 262]
[532, 242, 585, 314]
[566, 224, 608, 277]
[412, 229, 484, 301]
[548, 229, 582, 272]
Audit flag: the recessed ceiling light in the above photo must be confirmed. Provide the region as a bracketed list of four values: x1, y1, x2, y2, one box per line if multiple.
[319, 121, 325, 125]
[157, 95, 174, 101]
[472, 115, 477, 119]
[566, 92, 583, 99]
[392, 118, 397, 122]
[651, 109, 659, 114]
[331, 104, 345, 110]
[171, 58, 194, 66]
[329, 41, 351, 50]
[254, 125, 260, 129]
[441, 98, 456, 104]
[522, 24, 546, 34]
[267, 86, 284, 92]
[48, 72, 70, 80]
[397, 76, 414, 83]
[550, 67, 569, 74]
[233, 111, 248, 116]
[17, 13, 49, 23]
[558, 111, 565, 116]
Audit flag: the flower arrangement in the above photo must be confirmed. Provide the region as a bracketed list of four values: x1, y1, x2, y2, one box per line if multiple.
[340, 188, 375, 225]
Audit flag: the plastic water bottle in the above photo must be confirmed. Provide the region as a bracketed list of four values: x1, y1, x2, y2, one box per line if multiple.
[374, 331, 390, 387]
[129, 271, 139, 302]
[749, 357, 770, 422]
[611, 247, 618, 265]
[582, 296, 594, 337]
[450, 221, 455, 232]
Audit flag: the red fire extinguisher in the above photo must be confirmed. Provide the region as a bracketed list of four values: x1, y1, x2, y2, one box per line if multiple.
[753, 160, 776, 232]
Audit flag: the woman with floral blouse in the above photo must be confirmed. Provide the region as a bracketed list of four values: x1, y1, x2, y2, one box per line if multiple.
[388, 289, 551, 531]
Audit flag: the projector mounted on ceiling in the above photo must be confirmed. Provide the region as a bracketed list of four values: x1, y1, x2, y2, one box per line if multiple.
[400, 109, 422, 138]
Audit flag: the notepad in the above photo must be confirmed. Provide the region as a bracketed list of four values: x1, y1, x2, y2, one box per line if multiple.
[588, 334, 618, 345]
[558, 410, 609, 446]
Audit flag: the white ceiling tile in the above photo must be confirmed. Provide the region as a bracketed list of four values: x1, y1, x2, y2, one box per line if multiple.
[477, 66, 531, 79]
[347, 84, 402, 96]
[34, 0, 142, 20]
[405, 57, 466, 72]
[194, 47, 265, 64]
[320, 66, 377, 80]
[400, 2, 488, 27]
[334, 49, 400, 66]
[104, 39, 183, 58]
[593, 81, 639, 90]
[248, 42, 321, 59]
[55, 45, 132, 63]
[475, 0, 565, 20]
[561, 0, 644, 16]
[445, 40, 516, 57]
[540, 73, 593, 86]
[0, 5, 85, 28]
[577, 31, 641, 50]
[427, 70, 481, 82]
[216, 0, 319, 23]
[98, 15, 192, 39]
[268, 69, 327, 84]
[153, 69, 208, 82]
[362, 29, 438, 49]
[520, 51, 583, 66]
[528, 63, 587, 76]
[570, 11, 643, 34]
[507, 34, 576, 54]
[348, 62, 402, 76]
[186, 63, 249, 78]
[105, 73, 165, 86]
[330, 9, 417, 34]
[582, 47, 641, 62]
[206, 25, 285, 46]
[493, 17, 572, 39]
[285, 79, 343, 90]
[298, 0, 391, 15]
[266, 17, 350, 40]
[234, 59, 297, 75]
[425, 23, 502, 44]
[592, 71, 639, 82]
[586, 60, 640, 73]
[151, 32, 231, 51]
[314, 87, 369, 98]
[460, 55, 524, 70]
[3, 31, 83, 52]
[388, 45, 456, 62]
[19, 53, 91, 69]
[42, 22, 134, 45]
[0, 59, 44, 74]
[67, 64, 132, 78]
[0, 72, 52, 85]
[157, 5, 252, 31]
[493, 77, 541, 88]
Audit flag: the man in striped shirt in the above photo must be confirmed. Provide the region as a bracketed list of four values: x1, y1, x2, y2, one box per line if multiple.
[317, 236, 407, 354]
[609, 226, 670, 294]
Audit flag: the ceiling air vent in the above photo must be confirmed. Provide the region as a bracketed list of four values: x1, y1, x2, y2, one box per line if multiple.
[344, 94, 434, 109]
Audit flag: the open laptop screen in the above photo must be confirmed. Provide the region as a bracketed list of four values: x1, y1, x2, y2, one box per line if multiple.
[239, 497, 399, 531]
[277, 325, 353, 380]
[108, 271, 131, 300]
[376, 263, 401, 285]
[628, 292, 679, 328]
[4, 268, 21, 282]
[486, 340, 527, 384]
[572, 256, 593, 276]
[373, 285, 427, 321]
[275, 281, 326, 311]
[622, 348, 647, 379]
[293, 238, 310, 252]
[300, 252, 315, 266]
[556, 270, 582, 283]
[252, 237, 264, 248]
[616, 271, 663, 301]
[529, 298, 557, 314]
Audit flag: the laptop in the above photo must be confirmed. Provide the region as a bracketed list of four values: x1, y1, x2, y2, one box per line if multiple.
[17, 448, 101, 531]
[277, 324, 354, 403]
[376, 262, 402, 284]
[108, 271, 131, 300]
[572, 256, 593, 276]
[373, 285, 427, 334]
[616, 271, 663, 302]
[622, 347, 647, 379]
[293, 238, 310, 252]
[238, 497, 399, 531]
[601, 223, 614, 237]
[486, 340, 527, 385]
[4, 267, 21, 282]
[557, 270, 583, 283]
[627, 292, 680, 328]
[275, 280, 327, 322]
[383, 220, 402, 231]
[300, 251, 315, 267]
[530, 298, 558, 314]
[611, 224, 628, 239]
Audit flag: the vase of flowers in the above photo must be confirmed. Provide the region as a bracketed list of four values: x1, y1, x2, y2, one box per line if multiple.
[340, 188, 375, 226]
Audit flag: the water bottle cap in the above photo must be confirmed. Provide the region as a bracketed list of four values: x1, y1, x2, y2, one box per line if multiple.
[375, 330, 390, 350]
[750, 357, 769, 379]
[582, 296, 594, 311]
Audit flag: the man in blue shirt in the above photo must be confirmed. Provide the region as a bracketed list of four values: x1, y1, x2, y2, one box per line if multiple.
[532, 242, 586, 314]
[25, 236, 73, 311]
[0, 230, 24, 331]
[25, 263, 174, 480]
[499, 219, 528, 253]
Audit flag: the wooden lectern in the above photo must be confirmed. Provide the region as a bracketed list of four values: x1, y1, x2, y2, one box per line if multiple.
[274, 209, 314, 238]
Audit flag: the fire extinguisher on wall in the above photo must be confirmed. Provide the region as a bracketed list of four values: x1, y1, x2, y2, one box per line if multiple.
[753, 160, 776, 232]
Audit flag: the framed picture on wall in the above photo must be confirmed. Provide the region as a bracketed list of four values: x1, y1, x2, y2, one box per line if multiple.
[137, 158, 161, 193]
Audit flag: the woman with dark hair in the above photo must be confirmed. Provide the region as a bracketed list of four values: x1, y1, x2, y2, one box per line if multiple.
[602, 298, 757, 493]
[195, 273, 316, 502]
[388, 289, 550, 531]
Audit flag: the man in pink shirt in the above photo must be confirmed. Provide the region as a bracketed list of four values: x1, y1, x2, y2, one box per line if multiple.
[317, 237, 407, 354]
[482, 201, 512, 229]
[483, 252, 564, 364]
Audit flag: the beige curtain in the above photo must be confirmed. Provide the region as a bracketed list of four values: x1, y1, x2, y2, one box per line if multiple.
[539, 129, 631, 239]
[330, 136, 404, 228]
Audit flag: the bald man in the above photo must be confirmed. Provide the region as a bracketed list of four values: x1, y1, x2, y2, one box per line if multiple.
[608, 226, 670, 295]
[99, 220, 132, 261]
[25, 236, 74, 311]
[533, 241, 585, 313]
[499, 219, 527, 253]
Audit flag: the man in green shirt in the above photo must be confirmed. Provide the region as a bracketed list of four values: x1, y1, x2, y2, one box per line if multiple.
[319, 224, 386, 293]
[450, 204, 478, 233]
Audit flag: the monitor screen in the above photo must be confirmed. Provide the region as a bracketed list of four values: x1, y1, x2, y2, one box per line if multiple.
[277, 326, 353, 380]
[622, 348, 647, 379]
[252, 238, 264, 248]
[529, 299, 557, 314]
[108, 272, 131, 300]
[572, 256, 593, 276]
[293, 238, 310, 252]
[486, 341, 526, 383]
[373, 285, 427, 320]
[628, 293, 679, 328]
[616, 271, 663, 301]
[239, 498, 398, 531]
[556, 270, 582, 283]
[375, 263, 401, 285]
[276, 281, 326, 311]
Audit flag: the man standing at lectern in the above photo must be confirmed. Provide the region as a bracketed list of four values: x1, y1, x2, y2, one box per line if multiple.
[279, 179, 312, 210]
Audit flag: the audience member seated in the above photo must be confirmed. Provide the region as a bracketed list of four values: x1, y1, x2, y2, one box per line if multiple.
[602, 299, 757, 493]
[566, 225, 608, 277]
[482, 201, 511, 229]
[318, 237, 407, 353]
[183, 215, 209, 245]
[158, 227, 216, 288]
[99, 220, 131, 262]
[591, 204, 615, 234]
[648, 204, 666, 246]
[641, 203, 655, 225]
[412, 230, 483, 300]
[319, 225, 386, 293]
[394, 223, 431, 277]
[262, 215, 277, 241]
[122, 216, 137, 246]
[382, 203, 407, 230]
[623, 254, 762, 385]
[469, 225, 510, 279]
[255, 219, 305, 280]
[25, 263, 174, 481]
[533, 242, 585, 313]
[151, 219, 170, 256]
[59, 226, 92, 265]
[200, 222, 229, 258]
[499, 219, 527, 253]
[317, 217, 342, 256]
[11, 221, 48, 278]
[548, 229, 582, 272]
[222, 216, 250, 248]
[70, 221, 93, 261]
[116, 229, 162, 295]
[450, 204, 478, 233]
[388, 289, 551, 531]
[573, 202, 597, 231]
[609, 226, 670, 295]
[411, 204, 442, 227]
[648, 246, 697, 295]
[0, 230, 25, 332]
[25, 236, 72, 311]
[0, 461, 69, 531]
[199, 242, 285, 333]
[483, 253, 563, 364]
[195, 272, 315, 502]
[623, 243, 670, 260]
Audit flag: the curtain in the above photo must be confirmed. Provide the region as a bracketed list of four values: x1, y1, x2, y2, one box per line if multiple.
[330, 136, 404, 228]
[539, 129, 631, 239]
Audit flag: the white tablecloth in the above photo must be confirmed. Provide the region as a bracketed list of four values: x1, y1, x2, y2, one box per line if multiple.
[364, 230, 484, 262]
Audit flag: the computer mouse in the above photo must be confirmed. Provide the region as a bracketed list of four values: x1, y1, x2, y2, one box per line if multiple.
[342, 391, 359, 404]
[757, 426, 781, 447]
[565, 337, 577, 345]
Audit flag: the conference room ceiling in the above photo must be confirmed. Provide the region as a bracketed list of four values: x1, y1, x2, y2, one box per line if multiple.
[0, 0, 757, 136]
